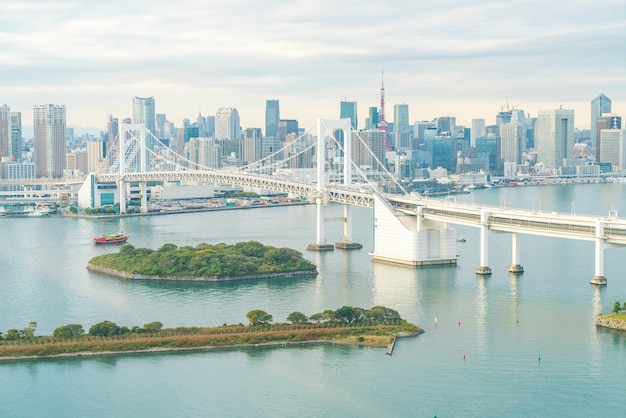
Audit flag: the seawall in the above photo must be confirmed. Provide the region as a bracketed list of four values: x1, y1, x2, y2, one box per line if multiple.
[595, 315, 626, 331]
[86, 263, 317, 282]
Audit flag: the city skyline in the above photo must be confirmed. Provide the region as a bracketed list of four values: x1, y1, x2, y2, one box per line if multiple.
[1, 0, 625, 132]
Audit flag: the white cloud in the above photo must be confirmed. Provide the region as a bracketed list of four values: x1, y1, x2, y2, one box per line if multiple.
[1, 0, 624, 130]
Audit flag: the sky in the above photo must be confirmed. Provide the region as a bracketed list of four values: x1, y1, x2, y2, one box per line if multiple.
[1, 0, 625, 134]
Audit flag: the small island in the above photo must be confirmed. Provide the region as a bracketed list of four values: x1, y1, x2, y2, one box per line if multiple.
[87, 241, 318, 281]
[596, 301, 626, 331]
[0, 306, 422, 360]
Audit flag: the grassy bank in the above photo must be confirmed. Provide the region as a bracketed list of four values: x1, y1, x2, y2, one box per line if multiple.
[0, 323, 422, 360]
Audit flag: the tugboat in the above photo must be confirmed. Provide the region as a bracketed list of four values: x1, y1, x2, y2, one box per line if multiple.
[92, 223, 129, 245]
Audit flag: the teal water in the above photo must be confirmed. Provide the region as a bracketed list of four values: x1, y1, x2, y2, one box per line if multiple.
[1, 183, 625, 417]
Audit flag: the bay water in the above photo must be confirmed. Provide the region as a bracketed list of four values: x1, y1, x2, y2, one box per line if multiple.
[1, 183, 625, 417]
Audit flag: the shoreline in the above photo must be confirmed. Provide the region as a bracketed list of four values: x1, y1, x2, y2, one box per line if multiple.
[596, 314, 626, 331]
[86, 263, 318, 282]
[0, 328, 423, 362]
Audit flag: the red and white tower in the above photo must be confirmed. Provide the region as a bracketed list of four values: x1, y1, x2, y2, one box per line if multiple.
[378, 69, 392, 151]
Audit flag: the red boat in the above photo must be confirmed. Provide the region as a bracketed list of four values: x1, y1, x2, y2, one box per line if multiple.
[92, 232, 129, 245]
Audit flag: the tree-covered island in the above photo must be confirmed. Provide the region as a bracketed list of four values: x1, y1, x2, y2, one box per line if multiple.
[0, 306, 423, 360]
[87, 241, 318, 281]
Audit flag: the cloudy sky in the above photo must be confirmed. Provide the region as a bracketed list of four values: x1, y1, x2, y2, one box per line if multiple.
[1, 0, 625, 133]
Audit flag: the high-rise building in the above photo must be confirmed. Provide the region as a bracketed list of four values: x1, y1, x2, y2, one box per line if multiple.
[243, 128, 262, 164]
[596, 114, 622, 162]
[436, 116, 456, 136]
[470, 119, 485, 148]
[215, 108, 240, 141]
[591, 93, 611, 149]
[535, 108, 574, 169]
[33, 104, 67, 178]
[11, 112, 22, 162]
[265, 100, 280, 138]
[351, 130, 386, 170]
[188, 137, 222, 169]
[278, 119, 299, 142]
[0, 105, 10, 160]
[500, 123, 525, 164]
[365, 107, 379, 130]
[599, 128, 625, 169]
[393, 104, 410, 151]
[340, 100, 358, 130]
[132, 97, 156, 136]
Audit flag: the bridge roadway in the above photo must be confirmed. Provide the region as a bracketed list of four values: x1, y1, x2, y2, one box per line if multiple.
[95, 170, 626, 245]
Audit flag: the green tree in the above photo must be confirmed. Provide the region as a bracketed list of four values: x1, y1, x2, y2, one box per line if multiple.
[623, 301, 626, 312]
[4, 329, 23, 340]
[246, 310, 273, 326]
[143, 321, 163, 333]
[613, 301, 622, 314]
[53, 324, 85, 339]
[89, 320, 121, 337]
[22, 321, 37, 339]
[308, 313, 322, 323]
[286, 311, 308, 324]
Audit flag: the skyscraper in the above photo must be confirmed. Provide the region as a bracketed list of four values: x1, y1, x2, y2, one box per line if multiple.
[340, 100, 358, 130]
[11, 112, 22, 162]
[366, 107, 379, 130]
[500, 123, 525, 165]
[471, 119, 486, 148]
[132, 96, 156, 136]
[591, 93, 611, 150]
[596, 114, 621, 162]
[0, 105, 10, 160]
[265, 100, 280, 138]
[215, 108, 240, 141]
[535, 108, 574, 169]
[243, 128, 262, 164]
[33, 104, 66, 178]
[393, 104, 410, 151]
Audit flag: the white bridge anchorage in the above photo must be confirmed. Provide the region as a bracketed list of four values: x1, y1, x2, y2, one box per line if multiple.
[78, 119, 626, 286]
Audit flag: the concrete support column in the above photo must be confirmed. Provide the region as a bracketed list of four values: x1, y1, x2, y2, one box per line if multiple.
[307, 119, 333, 251]
[119, 180, 126, 214]
[508, 232, 524, 273]
[336, 203, 362, 249]
[140, 182, 148, 213]
[476, 210, 492, 275]
[591, 221, 607, 285]
[416, 206, 423, 231]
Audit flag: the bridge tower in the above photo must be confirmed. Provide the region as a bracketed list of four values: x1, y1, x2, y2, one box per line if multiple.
[118, 122, 149, 214]
[307, 118, 362, 251]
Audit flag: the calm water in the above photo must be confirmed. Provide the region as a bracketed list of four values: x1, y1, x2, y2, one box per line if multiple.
[1, 183, 626, 417]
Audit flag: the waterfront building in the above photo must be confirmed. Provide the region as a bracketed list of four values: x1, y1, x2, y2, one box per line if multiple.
[393, 104, 410, 151]
[596, 114, 622, 162]
[33, 104, 66, 178]
[10, 111, 22, 162]
[500, 123, 525, 165]
[599, 128, 625, 170]
[591, 93, 611, 150]
[215, 108, 240, 141]
[471, 119, 485, 148]
[243, 128, 262, 164]
[535, 108, 574, 169]
[0, 105, 10, 161]
[476, 135, 501, 174]
[1, 161, 35, 180]
[265, 100, 280, 138]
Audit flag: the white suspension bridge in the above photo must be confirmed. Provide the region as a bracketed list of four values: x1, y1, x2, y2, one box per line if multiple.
[75, 119, 626, 286]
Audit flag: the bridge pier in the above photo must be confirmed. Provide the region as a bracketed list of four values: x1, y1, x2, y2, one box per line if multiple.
[591, 221, 607, 285]
[508, 233, 524, 274]
[119, 180, 126, 214]
[335, 204, 363, 250]
[476, 210, 492, 275]
[306, 196, 334, 251]
[140, 182, 148, 213]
